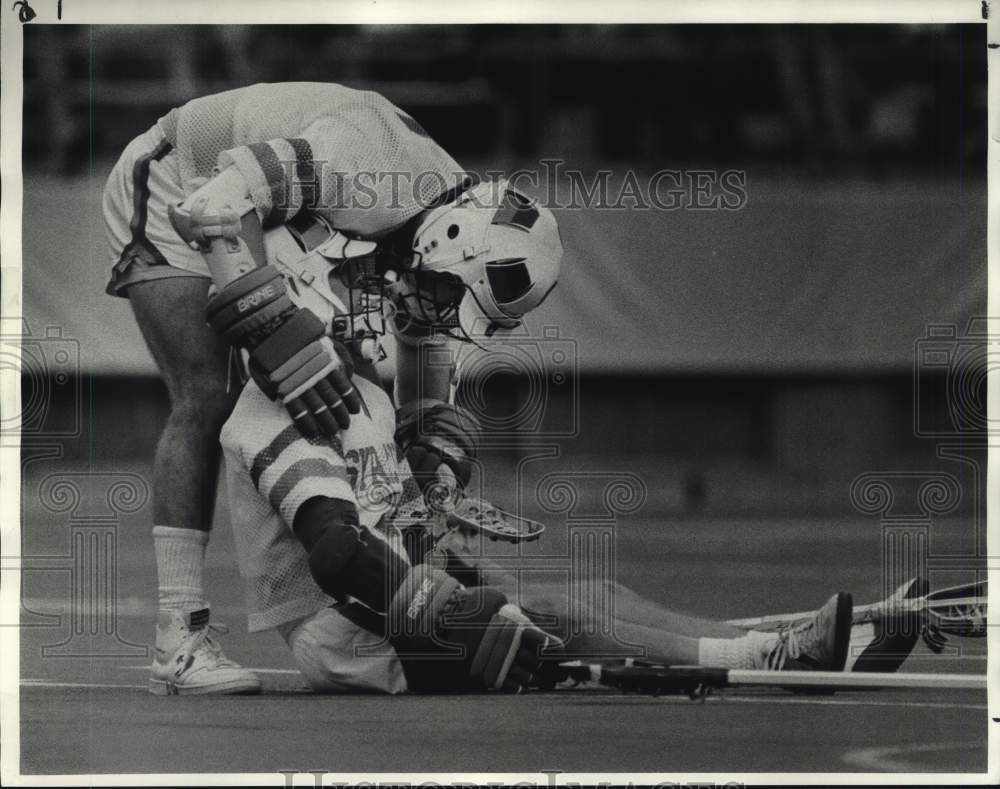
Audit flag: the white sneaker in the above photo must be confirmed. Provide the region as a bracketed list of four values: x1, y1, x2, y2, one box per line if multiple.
[759, 592, 853, 671]
[149, 608, 261, 696]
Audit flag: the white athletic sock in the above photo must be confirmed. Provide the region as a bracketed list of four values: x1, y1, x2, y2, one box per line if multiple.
[153, 525, 209, 612]
[697, 631, 774, 670]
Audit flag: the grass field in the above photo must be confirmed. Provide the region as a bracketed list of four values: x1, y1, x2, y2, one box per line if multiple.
[14, 459, 989, 777]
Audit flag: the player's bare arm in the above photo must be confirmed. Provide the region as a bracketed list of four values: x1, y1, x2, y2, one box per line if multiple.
[393, 334, 455, 405]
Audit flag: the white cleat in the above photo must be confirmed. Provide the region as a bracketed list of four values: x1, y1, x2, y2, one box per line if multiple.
[149, 608, 261, 696]
[759, 592, 853, 672]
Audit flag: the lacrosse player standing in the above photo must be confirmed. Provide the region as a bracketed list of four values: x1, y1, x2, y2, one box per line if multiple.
[102, 82, 559, 694]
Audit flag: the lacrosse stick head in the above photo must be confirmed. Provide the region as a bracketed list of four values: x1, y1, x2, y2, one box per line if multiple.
[446, 496, 545, 543]
[925, 580, 987, 637]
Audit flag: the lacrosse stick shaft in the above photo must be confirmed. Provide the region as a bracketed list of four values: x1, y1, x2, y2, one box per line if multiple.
[726, 580, 986, 632]
[723, 669, 985, 691]
[571, 662, 986, 692]
[725, 597, 970, 630]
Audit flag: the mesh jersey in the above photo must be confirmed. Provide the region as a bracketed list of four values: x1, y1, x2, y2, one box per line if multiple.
[158, 82, 467, 237]
[220, 375, 424, 632]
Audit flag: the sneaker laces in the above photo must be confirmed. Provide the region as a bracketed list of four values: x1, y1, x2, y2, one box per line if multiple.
[182, 622, 239, 668]
[764, 619, 813, 670]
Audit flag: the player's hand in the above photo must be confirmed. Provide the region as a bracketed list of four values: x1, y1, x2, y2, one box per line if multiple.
[251, 315, 361, 437]
[387, 565, 564, 693]
[206, 265, 362, 437]
[395, 400, 481, 502]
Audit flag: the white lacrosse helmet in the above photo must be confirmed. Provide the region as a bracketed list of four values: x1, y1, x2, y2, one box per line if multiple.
[406, 179, 563, 336]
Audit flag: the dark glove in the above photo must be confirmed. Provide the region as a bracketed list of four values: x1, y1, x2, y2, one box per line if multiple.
[387, 565, 564, 693]
[206, 265, 362, 436]
[395, 399, 481, 497]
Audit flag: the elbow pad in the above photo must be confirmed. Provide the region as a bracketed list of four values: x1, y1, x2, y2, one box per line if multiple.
[296, 497, 409, 612]
[168, 166, 265, 287]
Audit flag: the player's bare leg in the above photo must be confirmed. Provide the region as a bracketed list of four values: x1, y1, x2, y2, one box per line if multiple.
[489, 572, 742, 639]
[430, 513, 853, 674]
[517, 581, 852, 673]
[127, 276, 260, 694]
[432, 527, 748, 639]
[129, 277, 234, 536]
[593, 581, 744, 638]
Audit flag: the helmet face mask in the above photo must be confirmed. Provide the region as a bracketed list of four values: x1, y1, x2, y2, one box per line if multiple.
[333, 254, 386, 295]
[264, 213, 388, 352]
[394, 269, 465, 330]
[326, 267, 389, 344]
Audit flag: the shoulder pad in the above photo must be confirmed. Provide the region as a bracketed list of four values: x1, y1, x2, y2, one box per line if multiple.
[317, 233, 378, 262]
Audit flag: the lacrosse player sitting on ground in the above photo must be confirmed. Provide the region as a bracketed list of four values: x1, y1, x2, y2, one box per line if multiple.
[218, 346, 859, 695]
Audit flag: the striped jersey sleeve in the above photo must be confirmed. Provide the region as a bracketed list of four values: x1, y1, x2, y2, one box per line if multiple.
[213, 94, 466, 234]
[221, 382, 356, 528]
[217, 135, 318, 228]
[160, 83, 466, 235]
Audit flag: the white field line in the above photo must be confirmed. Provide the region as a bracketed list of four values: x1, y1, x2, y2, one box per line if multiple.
[715, 694, 987, 711]
[20, 677, 987, 710]
[21, 679, 146, 690]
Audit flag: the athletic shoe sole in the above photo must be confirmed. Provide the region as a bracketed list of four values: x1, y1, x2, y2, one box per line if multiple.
[830, 591, 854, 672]
[148, 677, 262, 696]
[848, 578, 926, 673]
[786, 591, 853, 694]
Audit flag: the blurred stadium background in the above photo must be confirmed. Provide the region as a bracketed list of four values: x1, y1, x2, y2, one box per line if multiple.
[13, 26, 989, 774]
[18, 23, 987, 517]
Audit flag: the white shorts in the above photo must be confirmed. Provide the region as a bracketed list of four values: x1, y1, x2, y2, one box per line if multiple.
[280, 604, 407, 694]
[102, 123, 209, 296]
